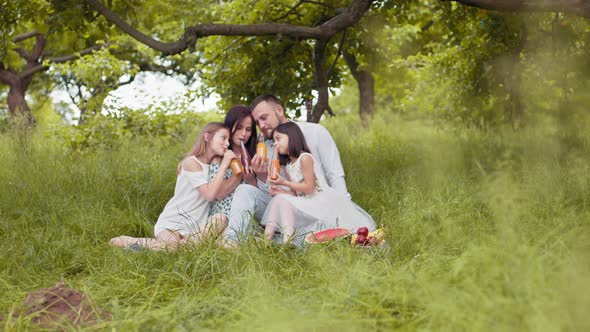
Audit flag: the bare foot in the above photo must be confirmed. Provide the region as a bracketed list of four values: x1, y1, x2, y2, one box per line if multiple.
[219, 238, 239, 251]
[109, 236, 136, 247]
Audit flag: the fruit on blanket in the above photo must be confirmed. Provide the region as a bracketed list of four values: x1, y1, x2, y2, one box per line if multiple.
[305, 228, 351, 244]
[356, 234, 368, 246]
[357, 227, 369, 237]
[369, 228, 385, 241]
[351, 227, 387, 247]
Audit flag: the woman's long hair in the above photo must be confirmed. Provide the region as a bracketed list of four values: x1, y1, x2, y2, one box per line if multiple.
[274, 122, 310, 165]
[224, 105, 257, 158]
[177, 122, 227, 174]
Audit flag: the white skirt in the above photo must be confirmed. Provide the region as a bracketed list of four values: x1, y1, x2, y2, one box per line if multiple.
[261, 188, 376, 244]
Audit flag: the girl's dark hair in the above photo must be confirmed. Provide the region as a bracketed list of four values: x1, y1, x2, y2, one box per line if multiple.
[274, 122, 310, 165]
[224, 105, 257, 157]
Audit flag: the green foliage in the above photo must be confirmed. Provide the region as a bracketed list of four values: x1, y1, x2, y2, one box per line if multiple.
[362, 1, 590, 127]
[4, 0, 590, 128]
[50, 47, 140, 114]
[196, 0, 349, 117]
[1, 111, 589, 330]
[0, 0, 52, 64]
[48, 107, 207, 152]
[2, 0, 201, 123]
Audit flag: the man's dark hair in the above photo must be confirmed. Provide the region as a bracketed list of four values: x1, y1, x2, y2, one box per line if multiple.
[274, 122, 310, 165]
[249, 94, 283, 112]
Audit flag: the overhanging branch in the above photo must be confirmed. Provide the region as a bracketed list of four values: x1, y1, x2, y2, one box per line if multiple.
[443, 0, 590, 18]
[84, 0, 187, 54]
[84, 0, 374, 55]
[19, 44, 107, 79]
[13, 31, 41, 43]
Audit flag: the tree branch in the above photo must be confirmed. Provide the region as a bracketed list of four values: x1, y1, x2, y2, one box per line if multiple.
[83, 0, 188, 54]
[19, 44, 106, 79]
[198, 36, 247, 68]
[443, 0, 590, 18]
[310, 39, 334, 122]
[275, 0, 336, 21]
[0, 66, 18, 86]
[12, 31, 41, 43]
[84, 0, 374, 55]
[327, 30, 347, 79]
[31, 35, 46, 61]
[49, 44, 106, 64]
[275, 1, 307, 21]
[303, 0, 336, 10]
[16, 48, 32, 61]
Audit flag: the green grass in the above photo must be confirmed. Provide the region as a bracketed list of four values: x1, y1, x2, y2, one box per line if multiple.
[1, 113, 589, 331]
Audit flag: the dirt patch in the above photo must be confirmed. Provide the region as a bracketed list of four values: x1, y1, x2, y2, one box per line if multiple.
[4, 282, 111, 329]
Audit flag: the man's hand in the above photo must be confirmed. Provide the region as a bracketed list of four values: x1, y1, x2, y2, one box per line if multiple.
[251, 154, 268, 182]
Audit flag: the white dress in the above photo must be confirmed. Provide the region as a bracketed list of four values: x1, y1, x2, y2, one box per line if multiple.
[154, 156, 211, 237]
[261, 153, 376, 244]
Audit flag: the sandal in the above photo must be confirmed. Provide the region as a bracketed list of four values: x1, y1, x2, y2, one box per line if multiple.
[124, 243, 143, 252]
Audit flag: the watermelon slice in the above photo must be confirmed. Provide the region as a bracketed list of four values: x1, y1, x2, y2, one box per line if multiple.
[305, 228, 351, 244]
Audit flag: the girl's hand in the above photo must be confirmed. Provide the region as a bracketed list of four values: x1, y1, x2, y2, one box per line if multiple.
[221, 150, 237, 168]
[269, 184, 293, 196]
[268, 173, 287, 187]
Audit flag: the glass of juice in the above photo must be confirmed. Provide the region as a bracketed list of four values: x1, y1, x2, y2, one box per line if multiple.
[256, 134, 267, 162]
[240, 140, 251, 170]
[230, 158, 244, 176]
[269, 159, 280, 180]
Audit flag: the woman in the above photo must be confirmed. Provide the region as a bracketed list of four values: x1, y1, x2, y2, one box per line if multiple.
[208, 105, 258, 219]
[110, 122, 237, 251]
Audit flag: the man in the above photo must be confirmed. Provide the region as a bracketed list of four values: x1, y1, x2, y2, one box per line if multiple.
[225, 94, 351, 243]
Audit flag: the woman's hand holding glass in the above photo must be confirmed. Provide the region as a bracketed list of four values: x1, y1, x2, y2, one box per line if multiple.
[242, 167, 257, 186]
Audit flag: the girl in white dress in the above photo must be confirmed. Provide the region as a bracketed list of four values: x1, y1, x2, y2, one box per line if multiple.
[262, 122, 376, 245]
[109, 122, 238, 250]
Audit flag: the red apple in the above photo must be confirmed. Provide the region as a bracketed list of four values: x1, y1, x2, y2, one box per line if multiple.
[356, 234, 367, 246]
[357, 227, 369, 237]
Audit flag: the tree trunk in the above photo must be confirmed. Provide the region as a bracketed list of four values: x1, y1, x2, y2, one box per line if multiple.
[2, 33, 103, 127]
[7, 85, 35, 126]
[0, 65, 35, 125]
[343, 50, 374, 124]
[309, 39, 334, 123]
[0, 34, 46, 126]
[503, 23, 526, 129]
[7, 85, 30, 115]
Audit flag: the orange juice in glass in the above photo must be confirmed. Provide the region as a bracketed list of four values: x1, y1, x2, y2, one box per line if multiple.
[230, 158, 244, 176]
[269, 159, 280, 180]
[256, 134, 267, 162]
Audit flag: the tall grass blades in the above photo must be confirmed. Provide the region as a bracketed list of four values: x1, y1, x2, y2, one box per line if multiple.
[1, 113, 589, 331]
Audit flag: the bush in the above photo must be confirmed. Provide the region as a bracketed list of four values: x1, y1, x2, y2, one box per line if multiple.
[48, 107, 208, 152]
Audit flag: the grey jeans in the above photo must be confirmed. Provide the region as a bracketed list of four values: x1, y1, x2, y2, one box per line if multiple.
[225, 184, 271, 241]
